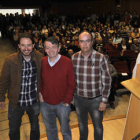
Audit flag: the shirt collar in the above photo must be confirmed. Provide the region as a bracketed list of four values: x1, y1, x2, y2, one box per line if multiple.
[80, 50, 95, 59]
[48, 54, 61, 67]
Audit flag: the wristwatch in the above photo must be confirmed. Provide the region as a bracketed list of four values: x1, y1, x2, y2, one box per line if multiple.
[62, 103, 69, 106]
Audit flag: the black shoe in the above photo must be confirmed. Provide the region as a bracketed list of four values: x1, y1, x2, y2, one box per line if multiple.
[70, 104, 76, 111]
[109, 102, 115, 109]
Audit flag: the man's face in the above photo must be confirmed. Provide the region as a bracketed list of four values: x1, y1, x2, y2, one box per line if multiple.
[19, 38, 34, 57]
[134, 39, 138, 44]
[108, 39, 112, 44]
[79, 32, 93, 53]
[44, 41, 60, 59]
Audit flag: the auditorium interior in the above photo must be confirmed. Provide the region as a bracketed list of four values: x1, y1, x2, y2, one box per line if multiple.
[0, 0, 140, 139]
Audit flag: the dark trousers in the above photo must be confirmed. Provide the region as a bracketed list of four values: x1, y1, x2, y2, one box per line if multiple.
[108, 87, 115, 102]
[74, 95, 103, 140]
[8, 103, 40, 140]
[108, 78, 116, 102]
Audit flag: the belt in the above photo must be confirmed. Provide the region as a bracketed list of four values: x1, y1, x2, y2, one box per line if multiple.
[81, 97, 93, 100]
[80, 95, 101, 100]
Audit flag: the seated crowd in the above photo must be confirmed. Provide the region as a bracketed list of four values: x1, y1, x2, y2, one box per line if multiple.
[0, 10, 139, 70]
[0, 10, 139, 109]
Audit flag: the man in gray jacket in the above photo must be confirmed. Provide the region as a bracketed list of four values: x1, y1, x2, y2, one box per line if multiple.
[0, 33, 43, 140]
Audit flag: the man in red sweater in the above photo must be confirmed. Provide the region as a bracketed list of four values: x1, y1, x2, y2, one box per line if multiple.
[39, 37, 76, 140]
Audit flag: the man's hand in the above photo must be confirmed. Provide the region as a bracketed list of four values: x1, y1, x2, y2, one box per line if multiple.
[39, 92, 44, 102]
[0, 102, 5, 110]
[99, 102, 107, 111]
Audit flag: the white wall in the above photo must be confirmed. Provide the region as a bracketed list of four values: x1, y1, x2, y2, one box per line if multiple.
[0, 9, 22, 15]
[0, 9, 37, 16]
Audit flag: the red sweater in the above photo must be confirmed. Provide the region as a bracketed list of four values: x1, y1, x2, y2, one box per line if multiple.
[40, 55, 76, 105]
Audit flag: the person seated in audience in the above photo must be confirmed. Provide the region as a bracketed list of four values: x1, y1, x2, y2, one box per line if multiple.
[91, 26, 101, 39]
[93, 37, 105, 53]
[60, 37, 69, 56]
[124, 11, 131, 25]
[126, 24, 134, 34]
[42, 32, 48, 42]
[120, 27, 129, 43]
[41, 25, 48, 36]
[32, 26, 40, 35]
[114, 10, 120, 26]
[131, 38, 140, 54]
[119, 21, 126, 30]
[109, 26, 115, 35]
[55, 35, 60, 42]
[127, 32, 133, 44]
[118, 38, 130, 54]
[108, 61, 118, 109]
[33, 32, 40, 45]
[104, 32, 112, 44]
[47, 27, 53, 37]
[114, 22, 121, 33]
[13, 27, 20, 50]
[73, 32, 79, 41]
[104, 38, 116, 52]
[131, 28, 140, 39]
[100, 29, 107, 43]
[28, 29, 32, 34]
[67, 49, 74, 59]
[113, 32, 122, 44]
[38, 24, 42, 33]
[94, 32, 102, 44]
[56, 27, 63, 40]
[34, 37, 45, 55]
[19, 25, 25, 35]
[69, 40, 80, 53]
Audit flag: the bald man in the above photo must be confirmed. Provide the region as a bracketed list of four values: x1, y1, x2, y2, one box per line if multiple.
[72, 31, 111, 140]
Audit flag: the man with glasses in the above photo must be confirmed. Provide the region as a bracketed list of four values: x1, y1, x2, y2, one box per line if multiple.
[72, 31, 111, 140]
[0, 33, 43, 140]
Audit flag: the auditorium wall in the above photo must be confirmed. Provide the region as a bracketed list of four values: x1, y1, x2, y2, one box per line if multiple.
[46, 0, 140, 15]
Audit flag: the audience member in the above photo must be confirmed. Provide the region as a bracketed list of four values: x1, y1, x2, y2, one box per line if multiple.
[131, 28, 140, 39]
[118, 38, 130, 53]
[131, 38, 140, 54]
[105, 38, 116, 53]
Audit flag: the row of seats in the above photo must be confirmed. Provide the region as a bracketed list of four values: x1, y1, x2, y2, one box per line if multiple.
[107, 50, 137, 89]
[108, 50, 136, 74]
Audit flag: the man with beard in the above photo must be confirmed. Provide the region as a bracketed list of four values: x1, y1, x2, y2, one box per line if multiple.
[0, 33, 43, 140]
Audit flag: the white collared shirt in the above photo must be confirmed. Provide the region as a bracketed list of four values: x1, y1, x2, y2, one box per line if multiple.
[48, 54, 61, 67]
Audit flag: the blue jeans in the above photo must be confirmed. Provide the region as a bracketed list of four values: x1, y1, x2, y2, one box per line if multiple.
[74, 95, 103, 140]
[8, 103, 40, 140]
[40, 102, 71, 140]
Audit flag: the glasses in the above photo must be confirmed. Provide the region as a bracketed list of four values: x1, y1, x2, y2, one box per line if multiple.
[79, 39, 91, 44]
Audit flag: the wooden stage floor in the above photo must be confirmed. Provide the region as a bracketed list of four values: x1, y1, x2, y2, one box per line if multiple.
[40, 116, 126, 140]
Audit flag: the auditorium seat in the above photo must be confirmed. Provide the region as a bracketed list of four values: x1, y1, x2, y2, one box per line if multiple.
[108, 50, 122, 63]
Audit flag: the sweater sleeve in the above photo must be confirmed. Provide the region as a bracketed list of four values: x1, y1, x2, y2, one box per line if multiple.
[63, 60, 76, 104]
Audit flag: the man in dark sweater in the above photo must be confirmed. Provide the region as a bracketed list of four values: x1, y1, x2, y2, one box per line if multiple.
[39, 37, 76, 140]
